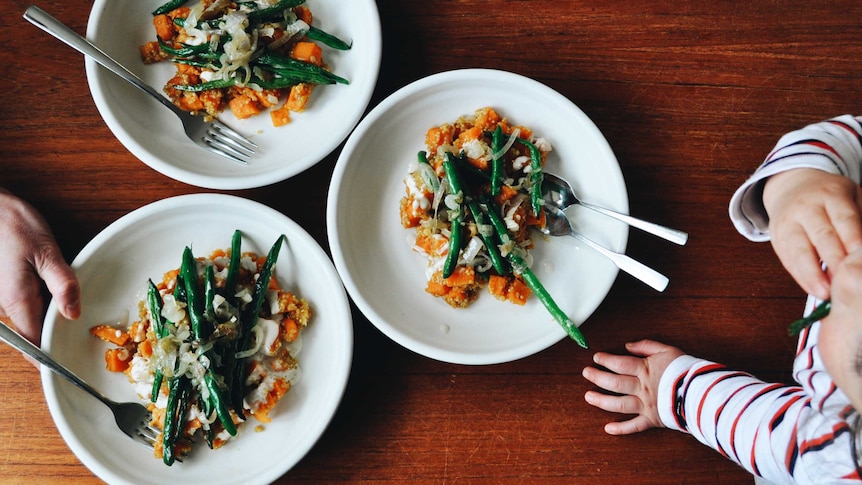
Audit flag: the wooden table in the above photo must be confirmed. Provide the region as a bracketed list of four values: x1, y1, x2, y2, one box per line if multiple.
[1, 0, 860, 483]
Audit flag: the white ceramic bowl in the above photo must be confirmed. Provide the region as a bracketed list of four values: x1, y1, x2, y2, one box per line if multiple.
[85, 0, 382, 189]
[42, 194, 352, 484]
[327, 69, 628, 365]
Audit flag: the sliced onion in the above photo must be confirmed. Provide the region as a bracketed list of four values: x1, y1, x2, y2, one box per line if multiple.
[533, 136, 553, 153]
[460, 236, 484, 264]
[268, 18, 309, 50]
[235, 323, 264, 359]
[444, 193, 461, 211]
[504, 196, 525, 231]
[417, 162, 440, 192]
[432, 177, 448, 216]
[491, 127, 520, 160]
[473, 253, 493, 273]
[512, 155, 530, 171]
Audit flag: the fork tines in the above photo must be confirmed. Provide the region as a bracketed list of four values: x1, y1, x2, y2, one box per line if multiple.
[135, 422, 160, 445]
[134, 422, 186, 463]
[204, 120, 258, 165]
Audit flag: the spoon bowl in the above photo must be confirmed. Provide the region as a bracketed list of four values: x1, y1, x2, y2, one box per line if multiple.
[540, 205, 670, 292]
[542, 172, 688, 245]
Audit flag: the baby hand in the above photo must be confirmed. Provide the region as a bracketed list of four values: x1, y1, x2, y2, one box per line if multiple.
[582, 339, 684, 435]
[763, 168, 862, 300]
[818, 246, 862, 413]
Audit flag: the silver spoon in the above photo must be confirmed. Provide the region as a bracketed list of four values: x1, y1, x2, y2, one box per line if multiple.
[540, 204, 670, 292]
[542, 172, 688, 245]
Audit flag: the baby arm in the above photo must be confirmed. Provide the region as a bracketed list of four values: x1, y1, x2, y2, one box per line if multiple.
[729, 115, 862, 300]
[581, 340, 858, 483]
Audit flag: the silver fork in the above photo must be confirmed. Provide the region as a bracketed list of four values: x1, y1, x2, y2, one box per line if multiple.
[24, 5, 257, 165]
[540, 204, 670, 292]
[0, 322, 161, 452]
[542, 172, 688, 245]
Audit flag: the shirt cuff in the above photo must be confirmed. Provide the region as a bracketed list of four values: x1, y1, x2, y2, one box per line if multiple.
[657, 354, 705, 432]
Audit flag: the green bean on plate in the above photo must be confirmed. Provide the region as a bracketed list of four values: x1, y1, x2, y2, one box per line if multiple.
[90, 231, 311, 464]
[399, 107, 587, 348]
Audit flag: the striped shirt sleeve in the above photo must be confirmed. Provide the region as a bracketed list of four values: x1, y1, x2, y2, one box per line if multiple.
[728, 115, 862, 241]
[657, 298, 862, 484]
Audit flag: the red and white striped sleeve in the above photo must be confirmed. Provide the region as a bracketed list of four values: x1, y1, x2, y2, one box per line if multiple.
[729, 115, 862, 241]
[657, 298, 862, 484]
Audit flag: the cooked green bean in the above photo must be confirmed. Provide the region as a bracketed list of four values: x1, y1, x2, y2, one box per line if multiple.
[515, 138, 545, 218]
[480, 195, 587, 348]
[152, 0, 187, 16]
[247, 0, 307, 22]
[154, 0, 350, 106]
[490, 125, 505, 197]
[199, 264, 220, 447]
[442, 154, 465, 279]
[147, 279, 167, 402]
[156, 38, 221, 59]
[180, 247, 236, 435]
[224, 230, 242, 302]
[255, 53, 349, 85]
[205, 369, 237, 436]
[306, 26, 352, 50]
[181, 247, 206, 339]
[162, 374, 189, 465]
[171, 78, 238, 93]
[466, 200, 508, 275]
[231, 235, 287, 415]
[204, 265, 216, 324]
[245, 235, 286, 332]
[789, 299, 831, 336]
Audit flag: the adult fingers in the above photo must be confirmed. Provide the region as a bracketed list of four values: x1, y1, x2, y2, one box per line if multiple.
[0, 269, 46, 344]
[34, 241, 80, 321]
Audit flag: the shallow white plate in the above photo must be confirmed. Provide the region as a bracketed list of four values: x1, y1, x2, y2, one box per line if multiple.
[42, 194, 352, 485]
[327, 69, 629, 365]
[85, 0, 382, 189]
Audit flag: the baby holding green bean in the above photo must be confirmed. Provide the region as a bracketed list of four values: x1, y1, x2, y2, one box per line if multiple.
[583, 115, 862, 484]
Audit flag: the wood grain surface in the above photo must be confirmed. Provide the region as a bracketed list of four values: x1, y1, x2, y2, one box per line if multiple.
[1, 0, 861, 483]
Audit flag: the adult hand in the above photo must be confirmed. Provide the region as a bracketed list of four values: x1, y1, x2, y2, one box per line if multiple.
[582, 339, 684, 435]
[0, 189, 80, 344]
[763, 168, 862, 300]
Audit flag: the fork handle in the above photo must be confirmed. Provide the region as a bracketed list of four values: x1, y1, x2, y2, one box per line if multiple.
[0, 322, 114, 406]
[23, 6, 180, 115]
[578, 201, 689, 246]
[570, 232, 670, 292]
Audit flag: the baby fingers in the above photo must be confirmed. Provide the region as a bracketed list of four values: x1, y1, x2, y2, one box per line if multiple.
[591, 351, 645, 376]
[582, 364, 641, 396]
[602, 415, 658, 435]
[584, 389, 643, 416]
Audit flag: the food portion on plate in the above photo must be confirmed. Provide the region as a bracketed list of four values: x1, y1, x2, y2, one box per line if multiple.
[399, 107, 587, 348]
[139, 0, 351, 127]
[91, 230, 310, 465]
